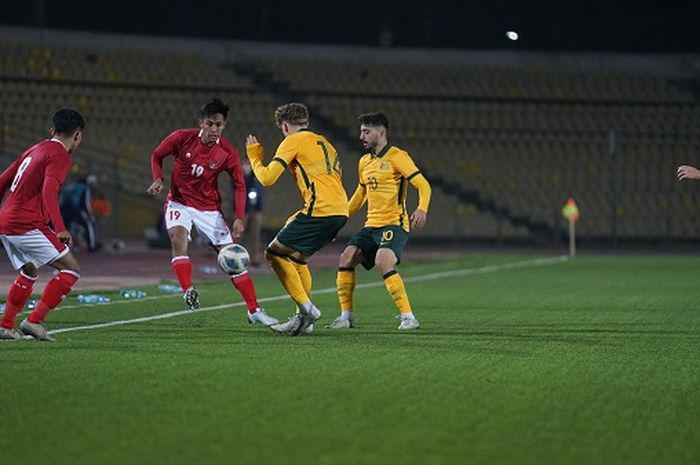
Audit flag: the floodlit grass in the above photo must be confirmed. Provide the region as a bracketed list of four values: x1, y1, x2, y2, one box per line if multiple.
[2, 254, 699, 465]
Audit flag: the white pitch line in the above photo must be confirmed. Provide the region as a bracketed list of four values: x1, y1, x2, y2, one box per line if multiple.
[48, 255, 568, 335]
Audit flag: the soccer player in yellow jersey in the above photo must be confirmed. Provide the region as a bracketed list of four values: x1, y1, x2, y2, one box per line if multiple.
[245, 103, 349, 335]
[328, 112, 431, 331]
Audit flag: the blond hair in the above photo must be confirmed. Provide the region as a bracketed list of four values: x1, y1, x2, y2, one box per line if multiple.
[275, 103, 309, 127]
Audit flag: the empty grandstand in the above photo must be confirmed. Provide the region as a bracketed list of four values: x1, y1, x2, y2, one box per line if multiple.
[1, 25, 699, 244]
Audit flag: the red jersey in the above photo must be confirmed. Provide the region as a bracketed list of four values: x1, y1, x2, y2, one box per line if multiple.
[151, 129, 246, 217]
[0, 139, 72, 235]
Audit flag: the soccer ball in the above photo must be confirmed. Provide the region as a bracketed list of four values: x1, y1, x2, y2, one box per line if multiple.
[217, 244, 250, 275]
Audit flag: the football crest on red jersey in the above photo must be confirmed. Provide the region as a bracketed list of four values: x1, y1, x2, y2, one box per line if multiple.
[185, 152, 192, 158]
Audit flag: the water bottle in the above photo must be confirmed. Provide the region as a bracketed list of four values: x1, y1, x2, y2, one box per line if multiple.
[158, 284, 182, 294]
[120, 289, 147, 298]
[77, 294, 111, 304]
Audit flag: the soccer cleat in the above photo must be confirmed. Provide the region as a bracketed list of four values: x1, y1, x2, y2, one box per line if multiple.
[183, 286, 200, 310]
[298, 305, 321, 335]
[325, 316, 356, 330]
[269, 314, 303, 336]
[0, 327, 22, 341]
[247, 308, 279, 327]
[397, 317, 420, 331]
[20, 319, 55, 341]
[302, 323, 314, 335]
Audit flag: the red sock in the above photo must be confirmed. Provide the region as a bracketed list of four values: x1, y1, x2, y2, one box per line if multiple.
[231, 271, 259, 313]
[1, 272, 37, 329]
[171, 256, 192, 291]
[28, 271, 80, 324]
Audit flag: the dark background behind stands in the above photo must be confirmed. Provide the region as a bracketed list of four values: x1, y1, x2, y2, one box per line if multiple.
[2, 0, 699, 53]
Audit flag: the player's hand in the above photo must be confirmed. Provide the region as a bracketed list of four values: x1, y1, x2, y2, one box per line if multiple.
[245, 135, 264, 160]
[410, 209, 427, 230]
[232, 218, 245, 239]
[147, 178, 164, 196]
[677, 165, 700, 181]
[57, 230, 73, 247]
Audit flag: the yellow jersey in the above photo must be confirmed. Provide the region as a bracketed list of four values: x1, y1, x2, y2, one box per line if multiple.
[247, 129, 348, 217]
[349, 144, 431, 231]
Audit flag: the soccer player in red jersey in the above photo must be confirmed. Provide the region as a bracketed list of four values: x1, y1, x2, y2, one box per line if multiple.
[146, 98, 278, 328]
[0, 109, 85, 341]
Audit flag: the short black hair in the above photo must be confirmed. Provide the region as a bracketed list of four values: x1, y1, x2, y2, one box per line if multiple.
[358, 112, 389, 131]
[200, 98, 229, 119]
[52, 108, 85, 135]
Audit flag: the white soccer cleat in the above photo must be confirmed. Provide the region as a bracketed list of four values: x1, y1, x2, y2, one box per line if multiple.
[20, 319, 55, 341]
[397, 317, 420, 331]
[0, 327, 22, 341]
[247, 308, 279, 327]
[325, 316, 356, 330]
[302, 323, 314, 335]
[298, 304, 321, 335]
[183, 286, 200, 310]
[269, 314, 302, 336]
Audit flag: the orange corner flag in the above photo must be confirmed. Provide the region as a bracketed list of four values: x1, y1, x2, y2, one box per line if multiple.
[562, 198, 580, 222]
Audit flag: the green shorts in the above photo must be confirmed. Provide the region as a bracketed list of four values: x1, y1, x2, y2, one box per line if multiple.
[347, 225, 409, 270]
[276, 213, 348, 257]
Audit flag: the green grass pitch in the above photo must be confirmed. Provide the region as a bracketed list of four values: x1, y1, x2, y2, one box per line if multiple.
[1, 253, 699, 465]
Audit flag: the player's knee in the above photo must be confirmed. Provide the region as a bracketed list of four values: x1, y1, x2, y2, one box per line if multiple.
[289, 251, 308, 264]
[167, 227, 187, 242]
[52, 252, 81, 274]
[63, 260, 81, 275]
[375, 249, 397, 273]
[338, 249, 355, 268]
[339, 246, 363, 268]
[68, 264, 81, 274]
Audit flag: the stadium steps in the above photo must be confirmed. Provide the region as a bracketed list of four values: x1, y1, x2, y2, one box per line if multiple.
[222, 60, 544, 240]
[221, 62, 354, 153]
[667, 78, 700, 104]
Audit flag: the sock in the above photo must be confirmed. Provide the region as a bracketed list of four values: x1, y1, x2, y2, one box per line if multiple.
[265, 249, 309, 305]
[231, 271, 260, 314]
[1, 272, 37, 329]
[336, 268, 355, 315]
[293, 261, 312, 315]
[171, 256, 192, 292]
[293, 261, 312, 296]
[28, 271, 80, 324]
[341, 311, 354, 320]
[383, 270, 412, 315]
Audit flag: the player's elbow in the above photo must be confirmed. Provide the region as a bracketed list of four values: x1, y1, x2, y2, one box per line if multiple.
[258, 178, 275, 187]
[256, 174, 277, 187]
